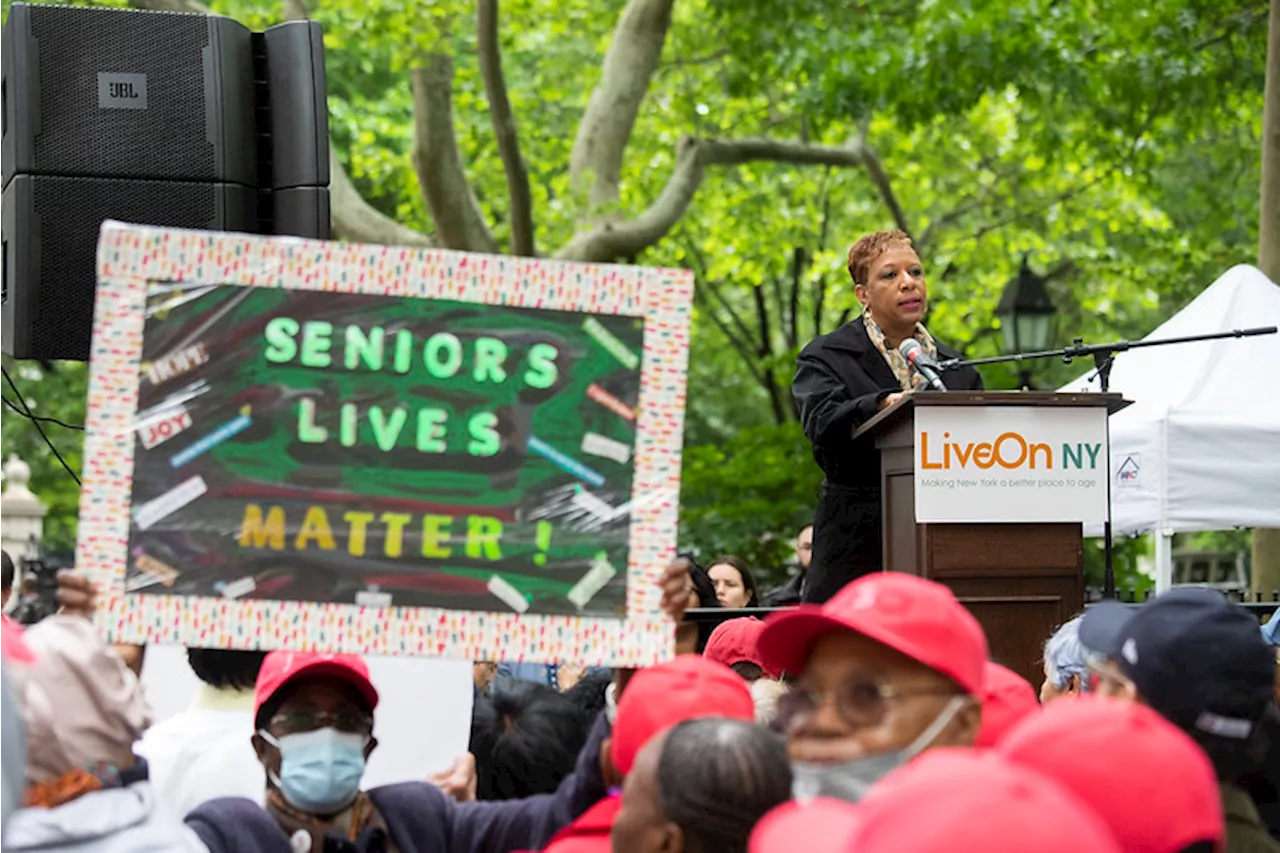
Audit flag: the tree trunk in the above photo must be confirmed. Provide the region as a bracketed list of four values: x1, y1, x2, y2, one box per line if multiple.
[1252, 0, 1280, 596]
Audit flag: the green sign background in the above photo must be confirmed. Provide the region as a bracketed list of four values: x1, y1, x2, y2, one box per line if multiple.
[126, 282, 643, 618]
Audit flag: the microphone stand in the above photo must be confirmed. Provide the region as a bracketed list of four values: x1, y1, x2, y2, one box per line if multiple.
[935, 326, 1277, 600]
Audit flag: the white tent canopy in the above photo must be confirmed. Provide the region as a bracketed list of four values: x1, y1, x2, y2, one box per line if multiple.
[1058, 265, 1280, 589]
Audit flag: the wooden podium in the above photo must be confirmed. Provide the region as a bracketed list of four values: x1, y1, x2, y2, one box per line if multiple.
[854, 391, 1129, 687]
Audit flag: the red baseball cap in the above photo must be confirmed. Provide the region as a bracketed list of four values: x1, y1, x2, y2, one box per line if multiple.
[846, 749, 1122, 852]
[974, 661, 1040, 748]
[758, 573, 988, 694]
[254, 650, 379, 725]
[748, 797, 861, 853]
[703, 618, 776, 677]
[998, 696, 1224, 852]
[1, 615, 36, 665]
[610, 654, 754, 776]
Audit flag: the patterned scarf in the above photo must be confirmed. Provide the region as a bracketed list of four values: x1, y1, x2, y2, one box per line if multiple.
[24, 763, 120, 809]
[862, 311, 939, 392]
[266, 787, 377, 844]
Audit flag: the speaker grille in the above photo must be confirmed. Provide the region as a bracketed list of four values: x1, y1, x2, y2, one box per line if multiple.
[27, 176, 252, 360]
[31, 7, 218, 181]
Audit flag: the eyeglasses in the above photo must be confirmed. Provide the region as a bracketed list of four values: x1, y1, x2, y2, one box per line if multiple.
[269, 709, 374, 737]
[776, 676, 960, 731]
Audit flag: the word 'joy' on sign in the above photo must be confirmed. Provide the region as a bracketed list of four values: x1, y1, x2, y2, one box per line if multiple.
[77, 223, 693, 666]
[913, 406, 1109, 524]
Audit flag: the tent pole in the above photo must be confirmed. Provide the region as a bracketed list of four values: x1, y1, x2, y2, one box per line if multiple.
[1099, 356, 1116, 598]
[1154, 530, 1174, 593]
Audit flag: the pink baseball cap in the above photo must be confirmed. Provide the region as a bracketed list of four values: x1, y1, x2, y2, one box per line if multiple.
[846, 749, 1121, 851]
[758, 573, 988, 694]
[610, 655, 755, 776]
[974, 661, 1040, 747]
[254, 650, 379, 725]
[748, 798, 861, 853]
[999, 696, 1224, 852]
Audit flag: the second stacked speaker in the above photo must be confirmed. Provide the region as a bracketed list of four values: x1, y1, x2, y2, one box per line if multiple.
[1, 4, 330, 362]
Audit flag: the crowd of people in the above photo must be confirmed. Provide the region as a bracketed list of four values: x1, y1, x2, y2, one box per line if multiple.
[3, 552, 1280, 853]
[1, 228, 1276, 851]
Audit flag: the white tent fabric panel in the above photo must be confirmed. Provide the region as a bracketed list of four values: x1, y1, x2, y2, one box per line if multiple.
[1059, 264, 1280, 539]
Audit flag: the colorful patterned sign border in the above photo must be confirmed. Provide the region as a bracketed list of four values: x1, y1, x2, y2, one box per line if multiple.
[78, 222, 691, 666]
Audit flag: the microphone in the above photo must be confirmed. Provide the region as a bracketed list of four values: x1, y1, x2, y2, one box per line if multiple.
[898, 338, 948, 392]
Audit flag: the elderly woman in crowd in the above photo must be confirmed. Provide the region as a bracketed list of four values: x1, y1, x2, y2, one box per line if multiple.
[662, 561, 987, 803]
[1040, 615, 1090, 703]
[5, 613, 205, 852]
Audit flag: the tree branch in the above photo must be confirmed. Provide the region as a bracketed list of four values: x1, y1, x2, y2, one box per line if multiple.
[767, 271, 786, 348]
[410, 56, 499, 254]
[856, 135, 912, 238]
[556, 136, 870, 263]
[787, 247, 804, 350]
[569, 0, 676, 215]
[752, 284, 787, 424]
[329, 149, 435, 247]
[131, 0, 435, 248]
[691, 286, 769, 390]
[813, 176, 832, 335]
[684, 241, 760, 351]
[476, 0, 535, 257]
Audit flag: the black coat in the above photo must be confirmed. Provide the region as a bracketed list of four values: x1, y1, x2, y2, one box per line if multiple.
[763, 572, 805, 607]
[791, 320, 983, 603]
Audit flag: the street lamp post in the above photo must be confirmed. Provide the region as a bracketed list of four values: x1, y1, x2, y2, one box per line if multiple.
[996, 256, 1057, 388]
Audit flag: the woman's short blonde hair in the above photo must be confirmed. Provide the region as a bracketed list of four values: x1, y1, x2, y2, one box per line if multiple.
[847, 229, 915, 286]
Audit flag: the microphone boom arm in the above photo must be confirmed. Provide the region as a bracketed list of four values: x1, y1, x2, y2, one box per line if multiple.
[935, 327, 1277, 393]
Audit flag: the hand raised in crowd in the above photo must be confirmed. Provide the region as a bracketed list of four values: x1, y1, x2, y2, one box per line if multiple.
[557, 663, 587, 692]
[55, 568, 146, 676]
[428, 753, 477, 802]
[55, 568, 96, 619]
[657, 556, 694, 623]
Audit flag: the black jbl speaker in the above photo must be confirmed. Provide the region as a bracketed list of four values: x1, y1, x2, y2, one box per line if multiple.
[2, 176, 257, 361]
[254, 20, 330, 238]
[1, 4, 257, 188]
[1, 5, 330, 362]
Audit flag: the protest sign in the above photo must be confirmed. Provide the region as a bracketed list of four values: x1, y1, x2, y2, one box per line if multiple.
[78, 223, 692, 665]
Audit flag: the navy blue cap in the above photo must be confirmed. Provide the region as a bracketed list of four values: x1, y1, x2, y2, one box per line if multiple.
[1103, 588, 1274, 739]
[1077, 599, 1138, 655]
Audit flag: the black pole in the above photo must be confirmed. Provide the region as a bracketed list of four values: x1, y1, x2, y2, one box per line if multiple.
[937, 326, 1277, 601]
[1094, 352, 1117, 598]
[936, 326, 1277, 374]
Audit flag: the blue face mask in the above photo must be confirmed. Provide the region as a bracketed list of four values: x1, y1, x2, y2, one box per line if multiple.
[260, 727, 368, 815]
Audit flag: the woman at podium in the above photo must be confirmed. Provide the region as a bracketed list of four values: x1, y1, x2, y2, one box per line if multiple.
[792, 229, 983, 603]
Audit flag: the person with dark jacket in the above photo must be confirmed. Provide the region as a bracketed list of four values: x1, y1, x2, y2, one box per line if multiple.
[185, 650, 611, 853]
[791, 229, 982, 603]
[762, 524, 812, 607]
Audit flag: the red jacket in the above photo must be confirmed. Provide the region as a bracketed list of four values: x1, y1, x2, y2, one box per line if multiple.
[538, 794, 621, 853]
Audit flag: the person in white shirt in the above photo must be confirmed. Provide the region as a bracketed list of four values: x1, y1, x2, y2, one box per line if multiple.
[135, 648, 266, 817]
